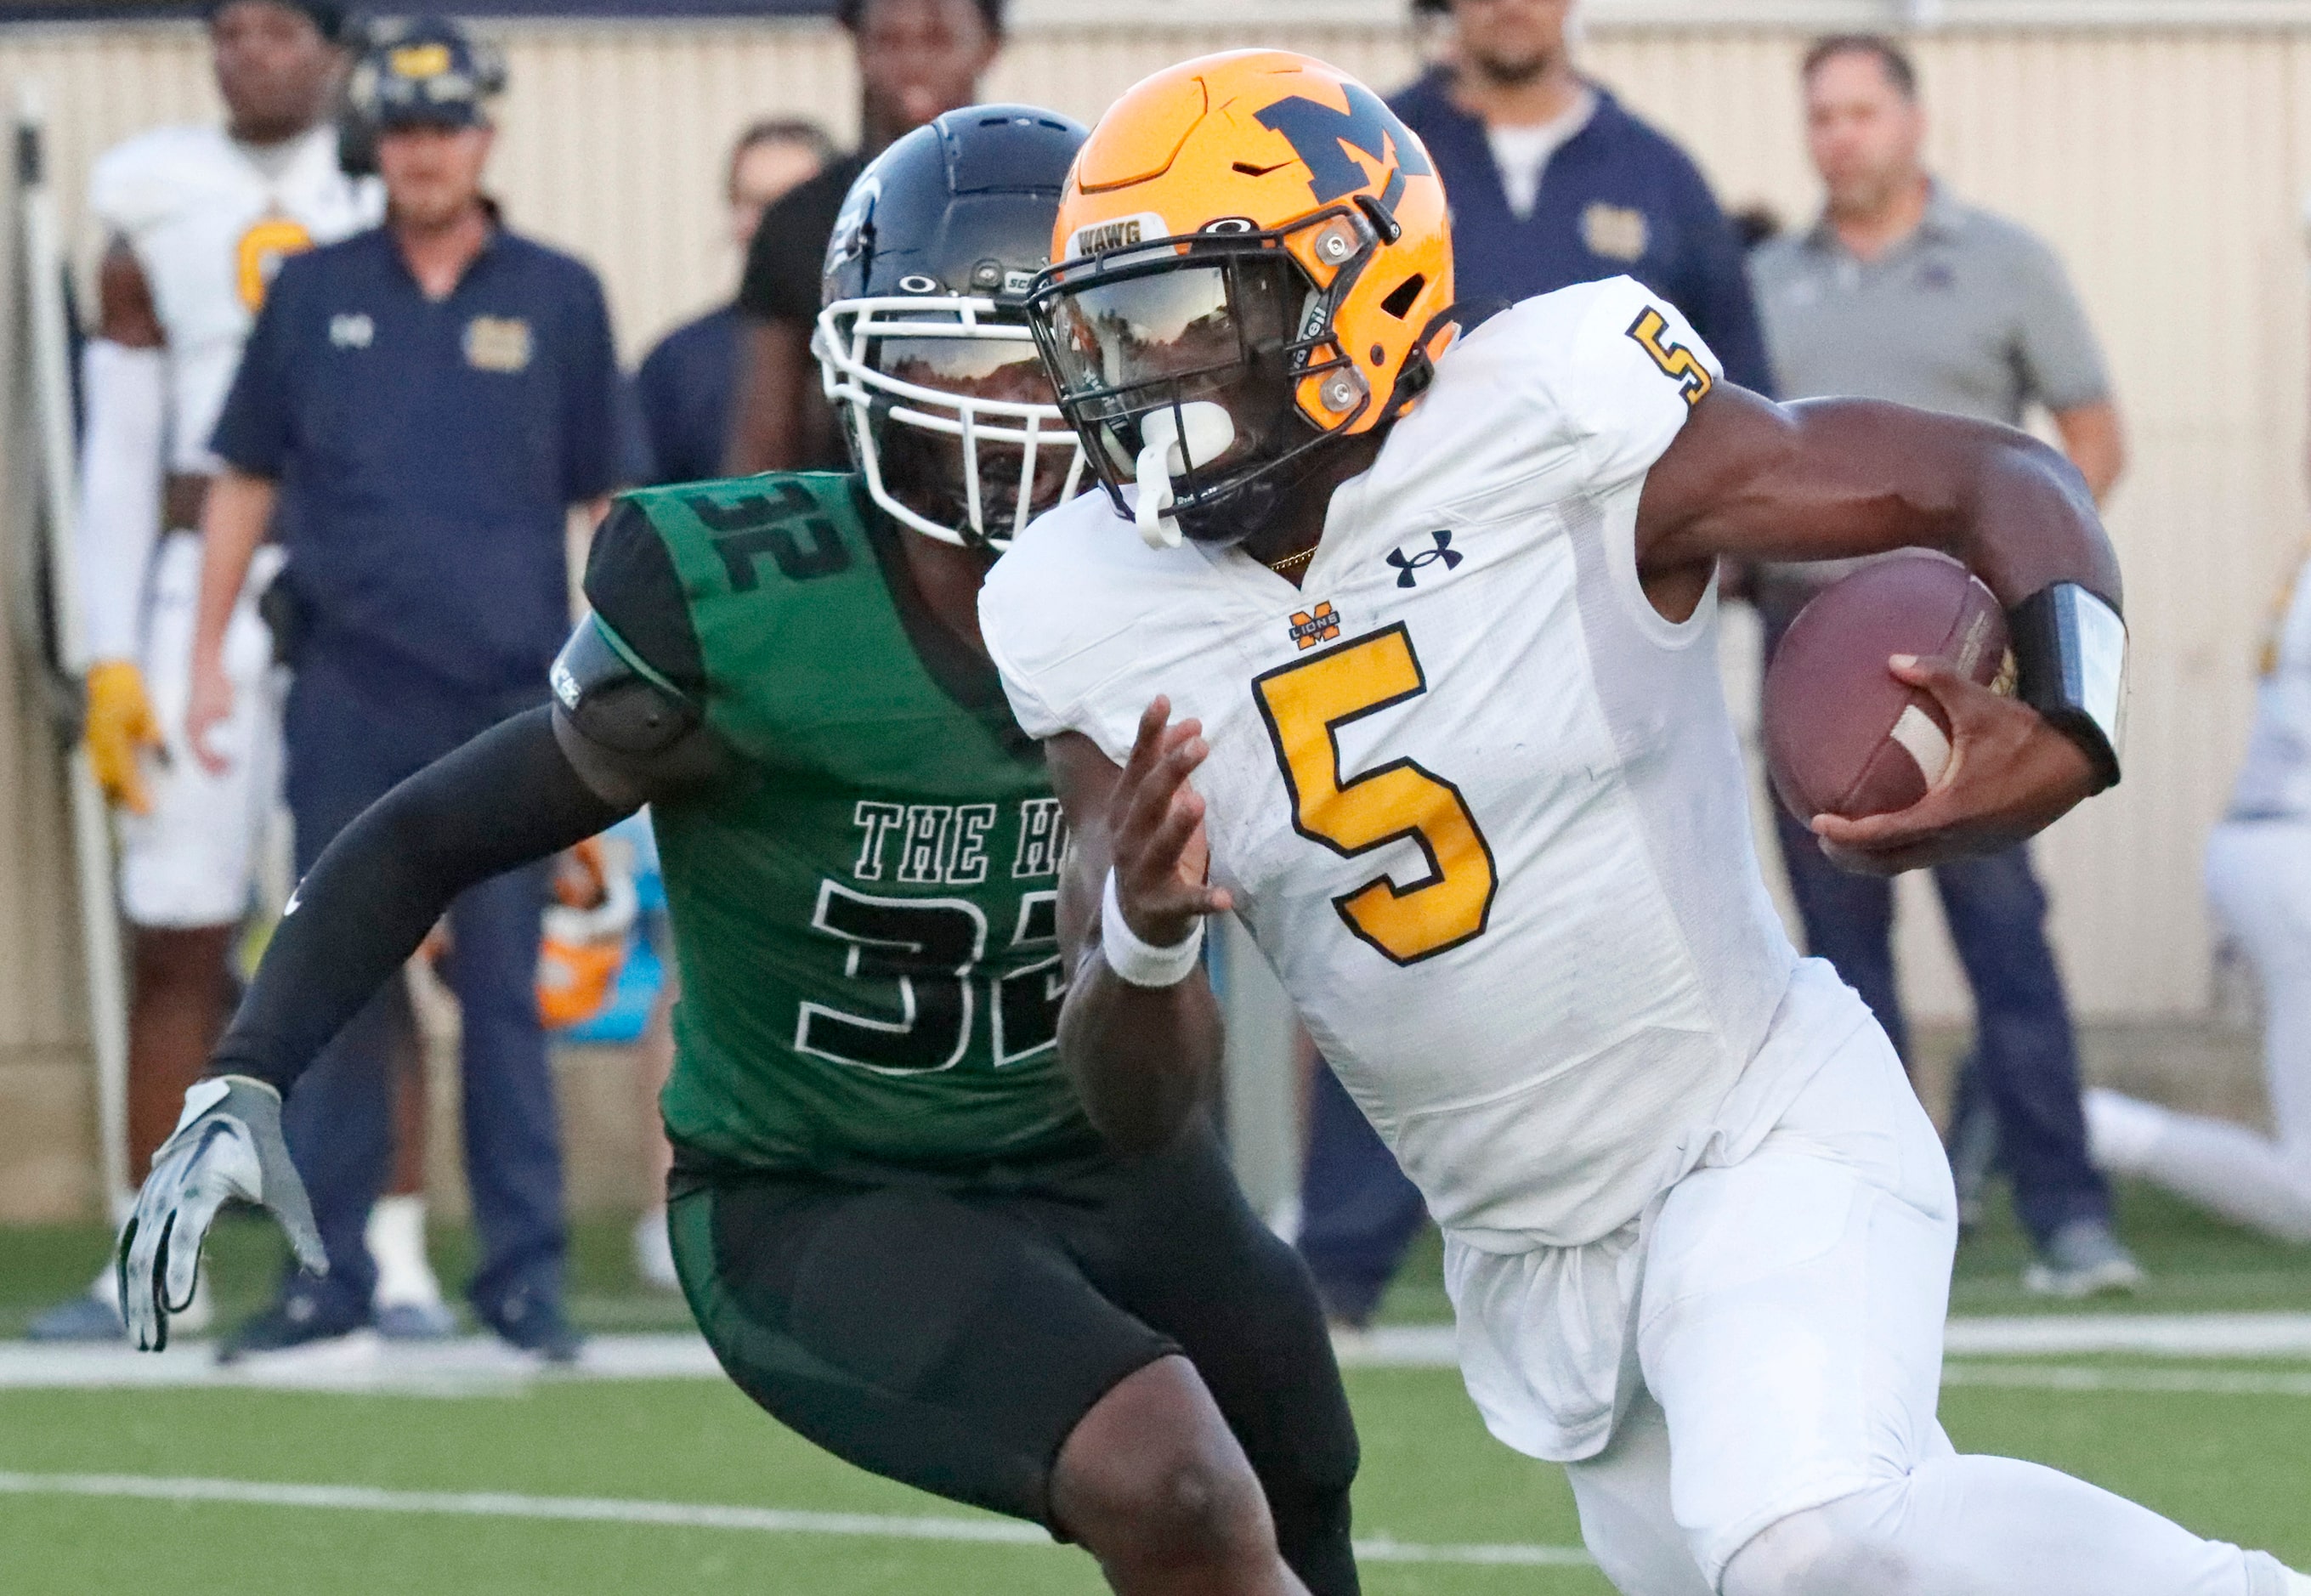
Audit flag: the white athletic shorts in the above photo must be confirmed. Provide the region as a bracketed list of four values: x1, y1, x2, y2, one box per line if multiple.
[116, 531, 286, 928]
[1446, 1002, 1957, 1591]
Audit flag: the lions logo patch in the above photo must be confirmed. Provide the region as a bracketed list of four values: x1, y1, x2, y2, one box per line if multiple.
[463, 315, 532, 373]
[1289, 601, 1342, 650]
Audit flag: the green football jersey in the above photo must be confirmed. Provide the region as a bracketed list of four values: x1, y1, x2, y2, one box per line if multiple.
[590, 473, 1098, 1175]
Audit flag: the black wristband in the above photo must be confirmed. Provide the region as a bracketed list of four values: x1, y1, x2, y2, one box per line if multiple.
[2007, 582, 2127, 792]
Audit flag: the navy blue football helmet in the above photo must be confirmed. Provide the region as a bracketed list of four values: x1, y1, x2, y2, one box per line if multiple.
[816, 105, 1089, 548]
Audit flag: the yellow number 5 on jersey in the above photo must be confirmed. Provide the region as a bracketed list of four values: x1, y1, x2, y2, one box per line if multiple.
[1253, 623, 1497, 965]
[1626, 305, 1712, 407]
[236, 217, 315, 312]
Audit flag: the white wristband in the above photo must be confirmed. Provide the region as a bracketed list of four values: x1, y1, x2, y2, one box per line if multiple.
[1101, 867, 1206, 988]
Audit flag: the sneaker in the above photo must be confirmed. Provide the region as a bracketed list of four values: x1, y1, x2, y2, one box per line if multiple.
[25, 1292, 125, 1343]
[2023, 1219, 2145, 1299]
[374, 1300, 458, 1341]
[633, 1208, 679, 1293]
[217, 1282, 370, 1362]
[483, 1290, 584, 1365]
[29, 1266, 211, 1341]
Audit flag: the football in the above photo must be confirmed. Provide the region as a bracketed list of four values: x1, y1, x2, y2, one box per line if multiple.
[1762, 551, 2011, 822]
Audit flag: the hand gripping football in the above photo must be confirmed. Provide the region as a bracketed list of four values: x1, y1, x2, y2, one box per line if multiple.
[1762, 551, 2011, 822]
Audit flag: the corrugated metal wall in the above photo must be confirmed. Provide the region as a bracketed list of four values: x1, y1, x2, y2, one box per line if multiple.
[0, 18, 2302, 1092]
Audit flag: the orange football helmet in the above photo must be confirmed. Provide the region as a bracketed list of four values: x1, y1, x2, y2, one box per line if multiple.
[1027, 50, 1455, 547]
[537, 838, 637, 1031]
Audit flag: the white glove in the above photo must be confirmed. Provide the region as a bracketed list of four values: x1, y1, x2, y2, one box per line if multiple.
[116, 1076, 327, 1351]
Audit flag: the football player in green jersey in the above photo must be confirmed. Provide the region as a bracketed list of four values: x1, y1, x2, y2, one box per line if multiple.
[114, 107, 1360, 1596]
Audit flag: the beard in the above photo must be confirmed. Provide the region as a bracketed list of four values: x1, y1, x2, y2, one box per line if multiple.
[1826, 167, 1901, 222]
[1467, 46, 1555, 89]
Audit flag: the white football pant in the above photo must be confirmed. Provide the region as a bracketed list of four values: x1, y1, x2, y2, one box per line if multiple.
[2086, 819, 2311, 1244]
[116, 531, 284, 929]
[1531, 1022, 2291, 1594]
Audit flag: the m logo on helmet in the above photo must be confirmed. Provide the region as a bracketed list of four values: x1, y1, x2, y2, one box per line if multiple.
[1254, 84, 1432, 211]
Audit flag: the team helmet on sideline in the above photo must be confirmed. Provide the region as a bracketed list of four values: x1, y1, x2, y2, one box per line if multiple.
[817, 105, 1090, 548]
[1027, 51, 1455, 548]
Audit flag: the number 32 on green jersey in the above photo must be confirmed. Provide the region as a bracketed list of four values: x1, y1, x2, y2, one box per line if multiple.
[793, 884, 1063, 1075]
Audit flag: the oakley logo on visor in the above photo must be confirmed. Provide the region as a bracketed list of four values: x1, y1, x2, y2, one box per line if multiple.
[1066, 212, 1168, 260]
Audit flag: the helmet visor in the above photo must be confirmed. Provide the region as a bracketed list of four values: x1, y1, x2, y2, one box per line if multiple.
[879, 335, 1053, 398]
[815, 297, 1086, 547]
[1035, 252, 1307, 486]
[875, 336, 1079, 531]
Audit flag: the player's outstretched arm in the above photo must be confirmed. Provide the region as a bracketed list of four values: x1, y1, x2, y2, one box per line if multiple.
[1636, 385, 2121, 610]
[116, 705, 643, 1349]
[1636, 387, 2122, 874]
[1045, 700, 1230, 1155]
[77, 241, 168, 812]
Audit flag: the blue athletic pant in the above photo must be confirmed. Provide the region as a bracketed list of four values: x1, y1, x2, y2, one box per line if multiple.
[276, 643, 567, 1327]
[1295, 1059, 1426, 1327]
[1770, 808, 2112, 1247]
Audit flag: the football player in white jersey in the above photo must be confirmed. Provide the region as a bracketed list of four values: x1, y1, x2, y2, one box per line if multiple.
[2085, 546, 2311, 1243]
[31, 0, 397, 1342]
[980, 52, 2310, 1596]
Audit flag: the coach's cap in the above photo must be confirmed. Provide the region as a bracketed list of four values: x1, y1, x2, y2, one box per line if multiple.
[204, 0, 348, 41]
[350, 16, 507, 130]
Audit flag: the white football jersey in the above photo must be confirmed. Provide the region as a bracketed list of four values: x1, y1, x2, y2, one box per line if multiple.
[983, 277, 1866, 1248]
[90, 123, 381, 473]
[2230, 550, 2311, 819]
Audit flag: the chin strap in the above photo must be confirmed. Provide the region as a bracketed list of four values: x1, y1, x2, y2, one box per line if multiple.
[1134, 401, 1238, 550]
[1381, 300, 1497, 420]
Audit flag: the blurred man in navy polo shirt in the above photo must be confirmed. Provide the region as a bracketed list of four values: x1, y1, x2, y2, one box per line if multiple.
[184, 18, 620, 1360]
[1392, 0, 1771, 391]
[1296, 0, 1776, 1329]
[631, 118, 832, 487]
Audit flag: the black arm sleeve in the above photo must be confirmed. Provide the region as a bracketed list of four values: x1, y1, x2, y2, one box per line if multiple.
[212, 707, 632, 1096]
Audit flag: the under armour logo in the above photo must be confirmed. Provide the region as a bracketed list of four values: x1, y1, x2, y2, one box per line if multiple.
[1385, 530, 1462, 588]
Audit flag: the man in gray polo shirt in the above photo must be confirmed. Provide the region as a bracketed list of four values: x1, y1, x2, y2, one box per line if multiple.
[1751, 32, 2138, 1297]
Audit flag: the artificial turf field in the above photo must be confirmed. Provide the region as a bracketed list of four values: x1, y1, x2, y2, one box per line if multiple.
[3, 1183, 2308, 1593]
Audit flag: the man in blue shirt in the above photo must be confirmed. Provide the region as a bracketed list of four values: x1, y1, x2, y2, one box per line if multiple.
[1294, 0, 1776, 1329]
[631, 118, 832, 486]
[1391, 0, 1772, 393]
[184, 17, 620, 1360]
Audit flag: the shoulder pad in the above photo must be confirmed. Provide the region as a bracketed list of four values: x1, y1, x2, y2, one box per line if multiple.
[89, 127, 229, 236]
[550, 614, 701, 757]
